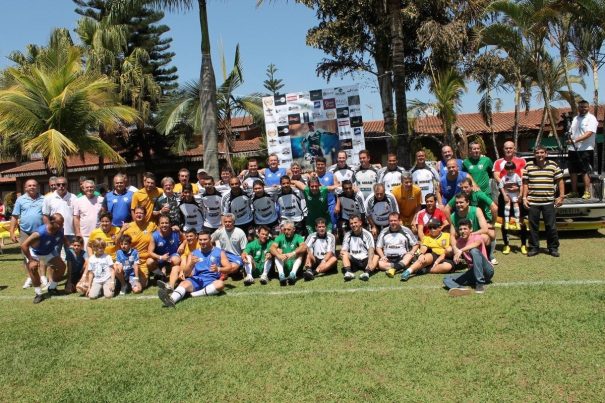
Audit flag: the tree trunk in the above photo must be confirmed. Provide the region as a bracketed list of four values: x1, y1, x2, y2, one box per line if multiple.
[593, 61, 601, 173]
[513, 79, 521, 149]
[546, 106, 564, 151]
[376, 58, 395, 154]
[559, 23, 577, 116]
[535, 106, 547, 148]
[490, 124, 499, 159]
[199, 0, 219, 178]
[388, 0, 410, 167]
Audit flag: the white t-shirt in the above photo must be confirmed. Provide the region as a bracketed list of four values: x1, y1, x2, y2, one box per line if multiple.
[88, 254, 113, 283]
[570, 112, 598, 151]
[73, 195, 103, 236]
[411, 165, 440, 201]
[305, 232, 336, 259]
[211, 227, 248, 255]
[42, 191, 78, 236]
[341, 229, 375, 260]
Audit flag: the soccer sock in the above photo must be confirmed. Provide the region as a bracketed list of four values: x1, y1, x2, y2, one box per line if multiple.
[190, 284, 219, 297]
[262, 260, 272, 276]
[513, 205, 520, 220]
[291, 257, 303, 276]
[342, 266, 351, 273]
[170, 286, 186, 303]
[48, 280, 57, 290]
[275, 259, 285, 277]
[243, 256, 253, 277]
[504, 208, 510, 222]
[489, 240, 496, 260]
[34, 287, 42, 296]
[41, 275, 48, 284]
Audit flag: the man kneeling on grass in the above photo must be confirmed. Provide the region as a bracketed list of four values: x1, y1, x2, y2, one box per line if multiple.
[158, 231, 228, 307]
[241, 225, 274, 285]
[443, 218, 494, 296]
[270, 219, 307, 286]
[302, 217, 337, 281]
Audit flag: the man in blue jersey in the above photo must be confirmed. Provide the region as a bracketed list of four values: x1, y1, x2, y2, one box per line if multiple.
[436, 145, 463, 179]
[261, 153, 286, 187]
[21, 213, 69, 303]
[147, 215, 182, 281]
[158, 230, 229, 307]
[102, 173, 133, 227]
[439, 158, 476, 205]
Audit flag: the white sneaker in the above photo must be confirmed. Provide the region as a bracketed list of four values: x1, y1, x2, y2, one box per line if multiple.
[119, 289, 126, 296]
[344, 271, 355, 281]
[490, 258, 499, 265]
[244, 275, 255, 286]
[260, 274, 269, 285]
[22, 277, 33, 289]
[359, 272, 369, 281]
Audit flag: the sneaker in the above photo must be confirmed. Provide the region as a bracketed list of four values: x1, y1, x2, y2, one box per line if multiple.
[47, 287, 58, 296]
[566, 191, 579, 198]
[475, 284, 486, 294]
[549, 249, 560, 258]
[386, 268, 396, 278]
[279, 274, 287, 287]
[260, 274, 269, 285]
[502, 245, 511, 255]
[582, 191, 591, 200]
[22, 278, 33, 289]
[490, 258, 499, 265]
[400, 269, 411, 282]
[303, 270, 315, 282]
[521, 245, 528, 255]
[527, 249, 539, 257]
[448, 287, 473, 297]
[343, 271, 355, 281]
[157, 280, 172, 291]
[33, 293, 45, 304]
[287, 273, 297, 285]
[158, 288, 175, 308]
[359, 272, 370, 281]
[40, 278, 49, 290]
[504, 222, 509, 230]
[119, 289, 126, 296]
[244, 275, 255, 286]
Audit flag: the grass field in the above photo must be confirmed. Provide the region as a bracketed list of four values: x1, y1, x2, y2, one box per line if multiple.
[1, 231, 604, 402]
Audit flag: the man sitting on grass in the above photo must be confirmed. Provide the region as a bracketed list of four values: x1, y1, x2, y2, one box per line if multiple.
[374, 212, 419, 278]
[241, 225, 274, 286]
[158, 231, 229, 307]
[341, 215, 376, 281]
[443, 218, 494, 296]
[270, 219, 307, 286]
[302, 218, 337, 281]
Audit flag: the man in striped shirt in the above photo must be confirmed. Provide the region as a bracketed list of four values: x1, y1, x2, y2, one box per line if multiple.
[521, 146, 565, 257]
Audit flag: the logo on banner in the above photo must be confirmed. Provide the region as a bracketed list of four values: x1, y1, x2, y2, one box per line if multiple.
[340, 139, 353, 150]
[323, 98, 336, 109]
[263, 97, 275, 108]
[267, 127, 278, 138]
[348, 95, 360, 105]
[277, 126, 290, 137]
[274, 94, 287, 106]
[286, 94, 298, 102]
[354, 127, 363, 136]
[288, 114, 301, 125]
[337, 107, 350, 118]
[326, 110, 337, 119]
[349, 106, 361, 115]
[313, 101, 322, 109]
[338, 119, 350, 127]
[310, 90, 323, 101]
[350, 116, 363, 127]
[334, 87, 346, 96]
[336, 98, 348, 107]
[312, 112, 325, 120]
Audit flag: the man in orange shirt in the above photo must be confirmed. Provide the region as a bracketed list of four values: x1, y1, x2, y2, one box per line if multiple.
[131, 172, 163, 223]
[390, 172, 422, 232]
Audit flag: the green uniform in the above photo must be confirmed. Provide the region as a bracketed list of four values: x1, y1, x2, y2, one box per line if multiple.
[244, 239, 273, 277]
[303, 186, 332, 233]
[273, 233, 305, 275]
[450, 206, 481, 231]
[447, 190, 494, 221]
[463, 156, 493, 194]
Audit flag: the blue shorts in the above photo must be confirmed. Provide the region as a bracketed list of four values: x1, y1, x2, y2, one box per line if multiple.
[187, 275, 215, 291]
[158, 253, 179, 269]
[225, 251, 243, 267]
[123, 269, 139, 286]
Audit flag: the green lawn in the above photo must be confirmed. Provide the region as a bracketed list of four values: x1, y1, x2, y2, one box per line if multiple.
[1, 231, 604, 402]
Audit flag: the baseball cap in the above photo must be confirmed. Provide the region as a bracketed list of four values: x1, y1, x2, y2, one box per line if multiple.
[427, 218, 442, 228]
[197, 168, 207, 175]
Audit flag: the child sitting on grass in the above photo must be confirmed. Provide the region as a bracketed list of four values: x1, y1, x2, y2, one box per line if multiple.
[400, 218, 454, 281]
[114, 234, 142, 294]
[86, 239, 115, 299]
[65, 236, 86, 294]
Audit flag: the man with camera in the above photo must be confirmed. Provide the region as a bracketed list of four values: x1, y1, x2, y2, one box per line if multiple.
[566, 100, 597, 200]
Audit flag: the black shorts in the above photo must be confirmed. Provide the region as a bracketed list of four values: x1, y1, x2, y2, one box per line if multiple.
[348, 256, 368, 272]
[568, 150, 593, 174]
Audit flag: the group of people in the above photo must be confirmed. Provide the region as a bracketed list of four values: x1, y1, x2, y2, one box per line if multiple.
[8, 100, 595, 305]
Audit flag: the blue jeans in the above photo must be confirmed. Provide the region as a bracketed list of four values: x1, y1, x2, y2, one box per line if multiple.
[443, 248, 494, 289]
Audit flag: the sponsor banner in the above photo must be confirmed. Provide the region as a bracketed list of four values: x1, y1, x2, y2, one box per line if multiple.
[262, 84, 365, 169]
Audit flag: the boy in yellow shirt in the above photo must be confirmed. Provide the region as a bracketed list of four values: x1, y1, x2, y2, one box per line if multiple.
[401, 218, 454, 281]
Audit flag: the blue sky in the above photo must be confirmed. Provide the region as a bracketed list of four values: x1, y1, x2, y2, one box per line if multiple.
[0, 0, 597, 119]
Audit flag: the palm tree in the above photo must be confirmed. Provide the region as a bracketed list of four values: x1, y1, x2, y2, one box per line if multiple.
[409, 67, 466, 153]
[110, 0, 219, 177]
[157, 45, 263, 170]
[0, 31, 138, 175]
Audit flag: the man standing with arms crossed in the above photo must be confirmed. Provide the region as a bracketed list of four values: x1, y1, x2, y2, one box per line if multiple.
[568, 100, 597, 199]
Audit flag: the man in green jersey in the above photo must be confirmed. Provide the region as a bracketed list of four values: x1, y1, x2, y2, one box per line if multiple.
[449, 193, 492, 259]
[463, 142, 494, 195]
[293, 177, 336, 234]
[270, 220, 308, 286]
[241, 226, 274, 286]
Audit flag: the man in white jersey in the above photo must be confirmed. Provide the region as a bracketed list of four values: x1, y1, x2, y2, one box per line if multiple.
[411, 150, 441, 207]
[353, 149, 378, 199]
[334, 179, 366, 239]
[211, 213, 247, 275]
[374, 212, 419, 277]
[240, 158, 265, 192]
[42, 176, 77, 255]
[302, 218, 337, 281]
[330, 150, 355, 184]
[198, 176, 223, 233]
[567, 99, 598, 199]
[341, 215, 376, 281]
[377, 153, 406, 194]
[276, 175, 308, 235]
[221, 177, 254, 238]
[365, 183, 399, 238]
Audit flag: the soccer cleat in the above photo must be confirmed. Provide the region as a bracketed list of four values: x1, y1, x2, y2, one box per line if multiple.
[22, 278, 32, 289]
[343, 271, 355, 281]
[527, 249, 539, 257]
[386, 268, 396, 278]
[303, 270, 315, 281]
[33, 293, 45, 304]
[287, 272, 297, 285]
[502, 245, 511, 255]
[475, 284, 486, 294]
[279, 274, 287, 287]
[582, 191, 591, 200]
[260, 274, 269, 285]
[244, 275, 255, 286]
[400, 269, 411, 282]
[490, 258, 499, 265]
[359, 272, 370, 281]
[157, 280, 173, 291]
[521, 245, 528, 255]
[549, 249, 560, 258]
[158, 288, 175, 308]
[448, 287, 473, 297]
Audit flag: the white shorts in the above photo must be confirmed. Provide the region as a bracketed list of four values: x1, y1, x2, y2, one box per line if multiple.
[506, 191, 519, 203]
[89, 279, 114, 299]
[29, 248, 60, 266]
